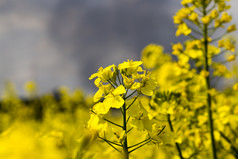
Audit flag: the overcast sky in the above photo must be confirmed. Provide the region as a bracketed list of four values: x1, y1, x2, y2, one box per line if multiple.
[0, 0, 237, 96]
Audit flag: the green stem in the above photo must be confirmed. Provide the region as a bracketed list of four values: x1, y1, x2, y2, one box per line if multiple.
[90, 109, 124, 128]
[126, 94, 140, 110]
[103, 117, 124, 129]
[107, 80, 116, 89]
[98, 136, 123, 147]
[127, 127, 133, 133]
[167, 114, 184, 159]
[202, 2, 217, 159]
[109, 78, 118, 87]
[128, 139, 151, 154]
[219, 131, 238, 158]
[126, 116, 130, 123]
[122, 103, 129, 159]
[125, 90, 137, 100]
[128, 138, 151, 149]
[101, 138, 122, 153]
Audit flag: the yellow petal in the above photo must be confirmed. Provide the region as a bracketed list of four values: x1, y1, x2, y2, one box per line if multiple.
[89, 72, 98, 80]
[141, 79, 157, 96]
[94, 102, 110, 114]
[87, 114, 99, 129]
[112, 85, 126, 95]
[104, 96, 124, 109]
[131, 82, 140, 90]
[93, 88, 104, 102]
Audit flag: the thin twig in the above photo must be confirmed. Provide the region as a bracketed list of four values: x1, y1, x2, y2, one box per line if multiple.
[127, 127, 133, 133]
[126, 116, 130, 123]
[128, 139, 152, 154]
[125, 90, 137, 100]
[103, 117, 124, 129]
[167, 114, 184, 159]
[107, 80, 116, 89]
[128, 138, 151, 149]
[219, 131, 238, 158]
[98, 136, 123, 147]
[103, 139, 122, 153]
[126, 94, 140, 110]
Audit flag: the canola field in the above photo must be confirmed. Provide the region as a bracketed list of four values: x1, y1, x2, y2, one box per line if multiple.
[0, 0, 238, 159]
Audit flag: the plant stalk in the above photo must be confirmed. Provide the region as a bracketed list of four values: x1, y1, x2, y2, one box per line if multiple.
[167, 114, 184, 159]
[202, 2, 217, 159]
[122, 103, 129, 159]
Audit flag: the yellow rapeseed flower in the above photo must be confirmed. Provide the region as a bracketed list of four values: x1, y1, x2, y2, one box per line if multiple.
[233, 83, 238, 90]
[176, 23, 192, 36]
[210, 9, 219, 19]
[181, 0, 193, 5]
[218, 40, 225, 47]
[140, 74, 158, 96]
[188, 12, 198, 22]
[201, 16, 210, 25]
[227, 55, 236, 61]
[224, 40, 235, 52]
[218, 2, 231, 12]
[172, 43, 183, 55]
[141, 44, 163, 69]
[200, 70, 210, 77]
[122, 74, 134, 88]
[118, 59, 143, 76]
[221, 12, 232, 23]
[24, 81, 37, 94]
[89, 64, 116, 83]
[214, 19, 221, 27]
[227, 24, 236, 32]
[103, 85, 126, 109]
[173, 8, 191, 24]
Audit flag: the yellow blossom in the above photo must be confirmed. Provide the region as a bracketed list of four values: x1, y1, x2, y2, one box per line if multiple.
[93, 102, 110, 114]
[24, 81, 37, 94]
[210, 9, 219, 19]
[173, 8, 191, 24]
[176, 23, 192, 36]
[122, 74, 134, 88]
[103, 85, 126, 109]
[185, 49, 203, 59]
[214, 19, 221, 27]
[227, 55, 236, 61]
[141, 44, 163, 69]
[140, 74, 158, 96]
[188, 12, 198, 22]
[218, 2, 231, 12]
[227, 24, 236, 32]
[201, 16, 210, 24]
[89, 64, 117, 83]
[208, 45, 220, 57]
[224, 40, 235, 52]
[200, 70, 210, 77]
[233, 83, 238, 90]
[118, 59, 143, 76]
[185, 40, 202, 50]
[218, 40, 225, 47]
[181, 0, 193, 5]
[221, 12, 232, 23]
[172, 43, 183, 55]
[93, 84, 112, 102]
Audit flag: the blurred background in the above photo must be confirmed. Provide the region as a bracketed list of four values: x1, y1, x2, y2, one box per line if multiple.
[0, 0, 237, 96]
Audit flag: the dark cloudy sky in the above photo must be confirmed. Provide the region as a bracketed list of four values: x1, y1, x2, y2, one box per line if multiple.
[0, 0, 237, 95]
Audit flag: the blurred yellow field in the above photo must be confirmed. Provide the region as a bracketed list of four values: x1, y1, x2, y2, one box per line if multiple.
[0, 0, 238, 159]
